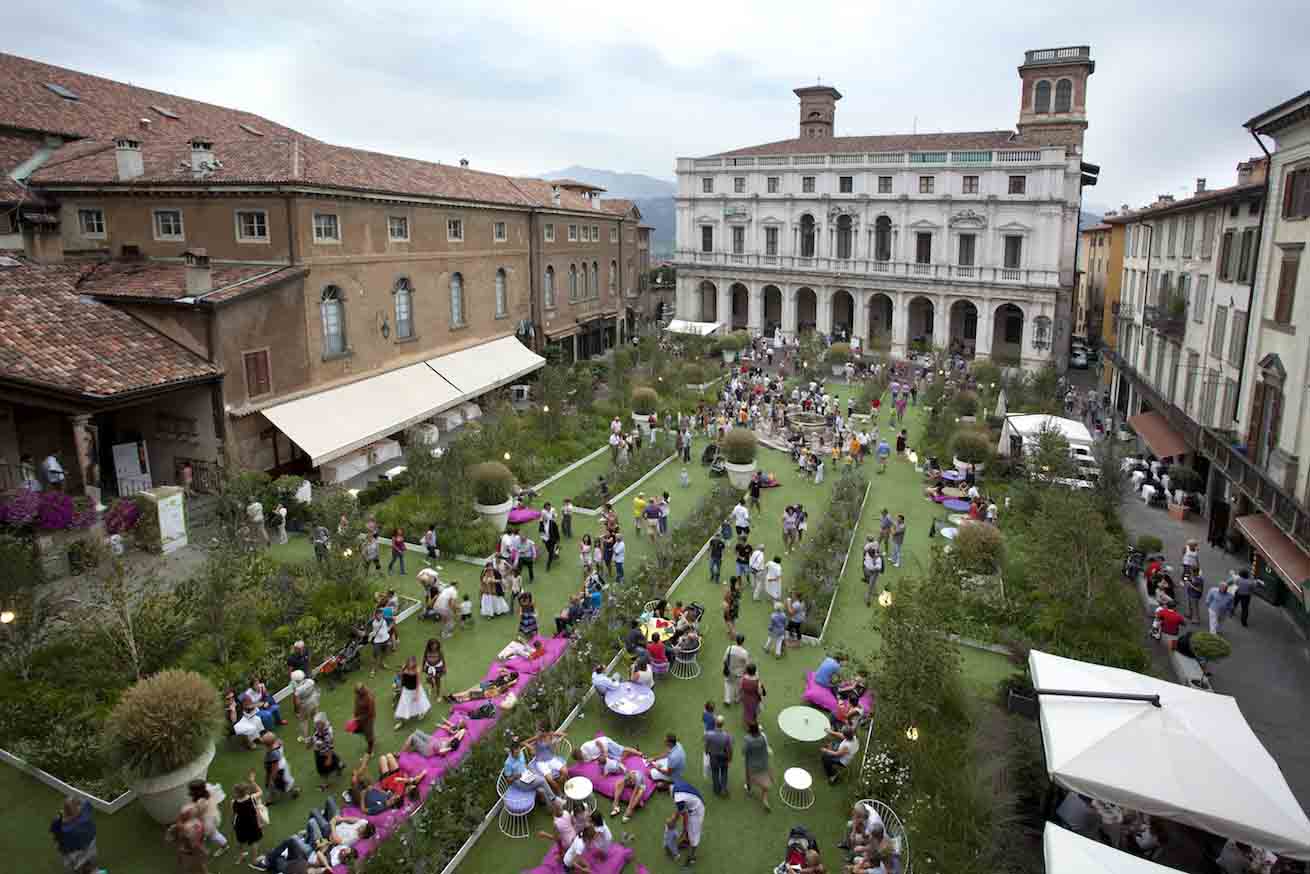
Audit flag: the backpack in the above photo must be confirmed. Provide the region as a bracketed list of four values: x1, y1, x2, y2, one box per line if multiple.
[470, 702, 497, 719]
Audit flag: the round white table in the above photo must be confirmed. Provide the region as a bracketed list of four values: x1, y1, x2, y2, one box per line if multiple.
[564, 775, 594, 813]
[605, 682, 655, 716]
[777, 705, 829, 742]
[780, 767, 815, 810]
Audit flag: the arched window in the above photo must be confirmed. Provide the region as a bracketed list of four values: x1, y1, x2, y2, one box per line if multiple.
[836, 215, 853, 259]
[320, 285, 345, 356]
[494, 268, 507, 317]
[800, 214, 816, 258]
[1034, 80, 1052, 114]
[581, 263, 589, 298]
[874, 216, 892, 262]
[450, 272, 464, 326]
[569, 264, 578, 300]
[591, 262, 599, 299]
[1054, 79, 1073, 113]
[544, 266, 556, 309]
[610, 259, 618, 294]
[393, 278, 413, 339]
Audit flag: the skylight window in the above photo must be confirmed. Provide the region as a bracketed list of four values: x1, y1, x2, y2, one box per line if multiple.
[239, 123, 264, 136]
[45, 83, 79, 101]
[150, 104, 179, 119]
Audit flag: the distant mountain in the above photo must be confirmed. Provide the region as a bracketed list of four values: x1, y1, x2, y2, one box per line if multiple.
[538, 166, 675, 199]
[1079, 210, 1104, 230]
[631, 196, 675, 257]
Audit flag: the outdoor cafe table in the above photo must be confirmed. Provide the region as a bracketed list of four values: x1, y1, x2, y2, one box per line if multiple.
[778, 705, 829, 742]
[605, 682, 655, 717]
[942, 499, 972, 513]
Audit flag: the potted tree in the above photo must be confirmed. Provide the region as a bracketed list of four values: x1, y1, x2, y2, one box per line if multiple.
[952, 429, 993, 474]
[718, 331, 747, 364]
[721, 428, 759, 489]
[469, 461, 515, 532]
[631, 386, 659, 435]
[104, 670, 221, 824]
[828, 342, 852, 377]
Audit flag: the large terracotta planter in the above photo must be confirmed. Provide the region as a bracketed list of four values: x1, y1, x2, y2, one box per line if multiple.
[133, 742, 216, 825]
[474, 498, 513, 532]
[1168, 503, 1189, 521]
[724, 460, 757, 490]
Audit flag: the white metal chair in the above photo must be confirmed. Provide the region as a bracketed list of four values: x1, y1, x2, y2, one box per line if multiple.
[672, 637, 702, 679]
[780, 767, 814, 810]
[498, 782, 537, 839]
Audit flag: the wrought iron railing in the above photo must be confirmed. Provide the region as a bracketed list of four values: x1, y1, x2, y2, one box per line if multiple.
[1106, 348, 1310, 552]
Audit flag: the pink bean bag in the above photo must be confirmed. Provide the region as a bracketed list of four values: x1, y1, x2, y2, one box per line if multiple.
[802, 671, 874, 715]
[524, 842, 644, 874]
[508, 507, 543, 524]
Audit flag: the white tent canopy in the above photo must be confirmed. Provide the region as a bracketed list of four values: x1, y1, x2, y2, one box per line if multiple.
[1044, 823, 1176, 874]
[997, 414, 1093, 457]
[664, 319, 721, 336]
[1030, 650, 1310, 859]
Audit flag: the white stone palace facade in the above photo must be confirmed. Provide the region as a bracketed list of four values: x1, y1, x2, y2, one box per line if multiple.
[673, 46, 1096, 370]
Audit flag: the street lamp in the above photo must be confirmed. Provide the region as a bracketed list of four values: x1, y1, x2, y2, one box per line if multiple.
[905, 726, 920, 741]
[0, 610, 14, 624]
[543, 405, 550, 413]
[878, 590, 894, 608]
[503, 452, 512, 461]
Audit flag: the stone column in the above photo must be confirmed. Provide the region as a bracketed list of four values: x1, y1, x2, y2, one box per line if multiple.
[852, 291, 868, 345]
[975, 299, 994, 359]
[717, 283, 732, 331]
[892, 292, 910, 358]
[817, 289, 833, 337]
[933, 295, 949, 351]
[747, 282, 763, 335]
[782, 287, 798, 339]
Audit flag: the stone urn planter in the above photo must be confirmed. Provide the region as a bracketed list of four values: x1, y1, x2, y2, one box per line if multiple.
[721, 349, 737, 364]
[473, 497, 514, 533]
[725, 460, 757, 490]
[134, 742, 216, 825]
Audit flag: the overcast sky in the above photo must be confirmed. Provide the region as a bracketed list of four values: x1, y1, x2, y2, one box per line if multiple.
[7, 0, 1308, 210]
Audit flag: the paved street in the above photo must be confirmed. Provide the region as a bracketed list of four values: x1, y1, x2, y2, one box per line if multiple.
[1120, 494, 1310, 813]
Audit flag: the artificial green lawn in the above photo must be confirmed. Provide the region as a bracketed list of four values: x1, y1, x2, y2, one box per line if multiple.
[3, 396, 1012, 873]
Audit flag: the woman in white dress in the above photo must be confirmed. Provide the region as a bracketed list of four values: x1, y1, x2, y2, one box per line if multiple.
[394, 655, 431, 729]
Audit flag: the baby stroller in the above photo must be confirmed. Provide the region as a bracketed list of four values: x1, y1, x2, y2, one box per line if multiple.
[701, 443, 722, 467]
[774, 826, 820, 873]
[318, 625, 365, 687]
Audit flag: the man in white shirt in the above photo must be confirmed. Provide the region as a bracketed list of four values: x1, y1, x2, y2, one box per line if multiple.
[732, 501, 751, 536]
[821, 725, 860, 783]
[433, 584, 459, 637]
[609, 431, 623, 463]
[764, 556, 783, 602]
[749, 545, 766, 601]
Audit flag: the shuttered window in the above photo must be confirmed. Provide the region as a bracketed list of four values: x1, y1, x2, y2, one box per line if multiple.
[243, 349, 271, 398]
[1283, 166, 1310, 219]
[1274, 249, 1300, 325]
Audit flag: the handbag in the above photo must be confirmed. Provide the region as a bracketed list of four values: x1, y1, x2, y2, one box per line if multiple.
[344, 717, 360, 734]
[722, 649, 731, 678]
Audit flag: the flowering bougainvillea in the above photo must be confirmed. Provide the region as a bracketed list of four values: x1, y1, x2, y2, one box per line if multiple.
[0, 489, 96, 531]
[104, 498, 142, 535]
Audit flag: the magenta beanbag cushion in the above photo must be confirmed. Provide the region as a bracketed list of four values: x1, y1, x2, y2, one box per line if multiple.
[802, 671, 874, 715]
[523, 842, 639, 874]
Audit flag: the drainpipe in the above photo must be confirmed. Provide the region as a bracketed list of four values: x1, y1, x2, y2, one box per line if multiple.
[1237, 132, 1274, 429]
[528, 209, 540, 351]
[283, 193, 300, 265]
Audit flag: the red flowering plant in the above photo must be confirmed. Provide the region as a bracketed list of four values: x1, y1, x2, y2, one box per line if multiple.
[0, 490, 96, 531]
[104, 498, 142, 534]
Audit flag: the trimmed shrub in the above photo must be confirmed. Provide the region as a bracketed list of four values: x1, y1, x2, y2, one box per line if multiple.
[631, 386, 659, 415]
[1167, 464, 1203, 493]
[1136, 534, 1164, 554]
[955, 522, 1005, 574]
[467, 461, 514, 505]
[104, 670, 220, 780]
[828, 342, 852, 364]
[719, 331, 749, 352]
[721, 428, 758, 464]
[952, 429, 993, 465]
[1189, 632, 1232, 661]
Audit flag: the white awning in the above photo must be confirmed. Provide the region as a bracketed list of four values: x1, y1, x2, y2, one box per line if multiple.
[1030, 650, 1310, 859]
[264, 362, 462, 466]
[665, 319, 721, 336]
[264, 336, 543, 468]
[426, 335, 544, 395]
[1044, 823, 1176, 874]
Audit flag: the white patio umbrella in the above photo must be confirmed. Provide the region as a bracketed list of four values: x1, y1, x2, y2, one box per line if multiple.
[1043, 822, 1175, 874]
[1030, 650, 1310, 859]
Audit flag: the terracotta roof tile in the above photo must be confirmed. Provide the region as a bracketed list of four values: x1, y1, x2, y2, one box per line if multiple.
[1103, 182, 1264, 223]
[77, 260, 306, 304]
[599, 199, 636, 216]
[0, 257, 220, 397]
[707, 130, 1020, 158]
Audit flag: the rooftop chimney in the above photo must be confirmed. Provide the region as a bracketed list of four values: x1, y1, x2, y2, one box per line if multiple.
[1157, 194, 1175, 205]
[1195, 178, 1206, 194]
[189, 139, 215, 177]
[184, 248, 212, 295]
[114, 138, 144, 181]
[459, 158, 469, 168]
[590, 191, 600, 210]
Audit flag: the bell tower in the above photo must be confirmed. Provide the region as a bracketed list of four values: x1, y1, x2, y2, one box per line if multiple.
[1016, 46, 1094, 150]
[794, 85, 842, 140]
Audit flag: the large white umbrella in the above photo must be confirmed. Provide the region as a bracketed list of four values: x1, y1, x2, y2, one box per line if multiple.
[1044, 822, 1176, 874]
[1030, 650, 1310, 859]
[664, 319, 721, 336]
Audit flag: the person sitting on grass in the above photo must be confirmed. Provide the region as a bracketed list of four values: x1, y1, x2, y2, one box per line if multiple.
[445, 670, 519, 703]
[608, 768, 649, 823]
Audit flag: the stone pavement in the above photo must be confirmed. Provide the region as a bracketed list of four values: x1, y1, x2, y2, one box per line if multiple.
[1120, 494, 1310, 813]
